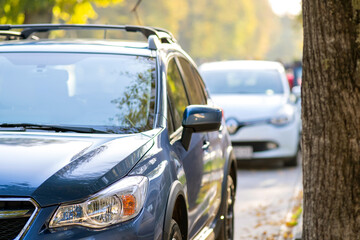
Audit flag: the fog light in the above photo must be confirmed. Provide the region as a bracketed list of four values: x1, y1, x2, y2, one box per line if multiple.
[266, 142, 278, 150]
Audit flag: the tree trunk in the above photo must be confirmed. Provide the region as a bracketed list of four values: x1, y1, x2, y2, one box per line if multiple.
[302, 0, 360, 239]
[24, 5, 53, 24]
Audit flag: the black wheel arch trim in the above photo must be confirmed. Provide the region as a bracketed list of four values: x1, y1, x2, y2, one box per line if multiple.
[163, 180, 187, 240]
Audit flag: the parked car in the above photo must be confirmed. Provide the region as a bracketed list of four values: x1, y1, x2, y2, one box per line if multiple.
[200, 60, 301, 166]
[0, 24, 237, 240]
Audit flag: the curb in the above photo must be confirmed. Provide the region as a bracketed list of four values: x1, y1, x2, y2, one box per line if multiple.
[292, 203, 303, 240]
[279, 178, 303, 240]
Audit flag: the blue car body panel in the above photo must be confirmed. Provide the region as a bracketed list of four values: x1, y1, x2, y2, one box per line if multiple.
[0, 131, 156, 206]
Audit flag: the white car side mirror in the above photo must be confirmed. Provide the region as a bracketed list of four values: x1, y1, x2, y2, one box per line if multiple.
[292, 86, 301, 99]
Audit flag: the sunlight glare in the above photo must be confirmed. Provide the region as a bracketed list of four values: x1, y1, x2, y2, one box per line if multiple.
[268, 0, 301, 16]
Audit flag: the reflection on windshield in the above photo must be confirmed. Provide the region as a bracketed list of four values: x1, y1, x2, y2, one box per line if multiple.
[0, 53, 156, 133]
[201, 69, 284, 95]
[110, 67, 156, 132]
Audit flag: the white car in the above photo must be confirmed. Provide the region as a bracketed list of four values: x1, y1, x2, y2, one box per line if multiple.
[200, 60, 300, 166]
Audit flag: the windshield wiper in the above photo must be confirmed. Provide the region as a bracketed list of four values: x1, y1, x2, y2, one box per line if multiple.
[0, 123, 109, 134]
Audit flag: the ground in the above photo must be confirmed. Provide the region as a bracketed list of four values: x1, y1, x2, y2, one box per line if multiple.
[234, 155, 303, 240]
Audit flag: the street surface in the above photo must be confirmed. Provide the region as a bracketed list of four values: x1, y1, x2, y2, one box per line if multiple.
[234, 158, 302, 240]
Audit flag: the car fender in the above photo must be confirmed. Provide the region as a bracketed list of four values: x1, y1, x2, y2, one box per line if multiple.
[162, 180, 187, 240]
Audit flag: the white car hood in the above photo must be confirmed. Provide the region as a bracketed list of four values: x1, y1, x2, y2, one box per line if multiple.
[211, 94, 288, 122]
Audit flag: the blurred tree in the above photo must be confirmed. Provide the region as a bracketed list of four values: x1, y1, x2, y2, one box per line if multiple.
[179, 0, 257, 61]
[3, 0, 301, 63]
[0, 0, 123, 24]
[246, 0, 279, 60]
[302, 0, 360, 239]
[94, 0, 284, 62]
[266, 16, 303, 62]
[139, 0, 188, 35]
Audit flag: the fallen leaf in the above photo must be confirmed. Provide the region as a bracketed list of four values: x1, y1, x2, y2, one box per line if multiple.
[286, 220, 298, 227]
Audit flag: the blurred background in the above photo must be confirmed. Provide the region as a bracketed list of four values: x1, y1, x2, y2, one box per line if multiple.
[0, 0, 302, 64]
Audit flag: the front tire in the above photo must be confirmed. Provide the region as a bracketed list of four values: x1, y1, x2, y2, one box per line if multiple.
[169, 219, 182, 240]
[284, 147, 300, 167]
[217, 175, 235, 240]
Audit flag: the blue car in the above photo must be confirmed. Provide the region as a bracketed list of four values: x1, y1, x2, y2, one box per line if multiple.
[0, 25, 237, 240]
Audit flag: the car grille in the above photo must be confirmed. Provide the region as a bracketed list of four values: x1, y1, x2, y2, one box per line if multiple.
[232, 141, 278, 152]
[0, 199, 38, 240]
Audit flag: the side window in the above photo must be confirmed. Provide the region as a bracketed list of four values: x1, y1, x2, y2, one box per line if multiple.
[167, 58, 189, 131]
[178, 57, 206, 105]
[191, 66, 208, 103]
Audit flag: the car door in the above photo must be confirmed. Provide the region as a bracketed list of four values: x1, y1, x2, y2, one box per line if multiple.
[177, 57, 224, 220]
[166, 57, 212, 238]
[190, 64, 226, 212]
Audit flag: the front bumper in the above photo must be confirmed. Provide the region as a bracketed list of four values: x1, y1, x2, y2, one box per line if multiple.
[230, 121, 299, 160]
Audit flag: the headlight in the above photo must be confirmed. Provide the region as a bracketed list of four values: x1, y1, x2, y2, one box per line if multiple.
[49, 176, 148, 229]
[226, 118, 239, 134]
[270, 105, 295, 126]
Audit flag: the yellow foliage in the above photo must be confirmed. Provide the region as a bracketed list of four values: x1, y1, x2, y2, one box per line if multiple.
[70, 2, 98, 24]
[4, 4, 11, 13]
[94, 0, 123, 8]
[52, 0, 123, 24]
[52, 5, 61, 18]
[0, 16, 7, 24]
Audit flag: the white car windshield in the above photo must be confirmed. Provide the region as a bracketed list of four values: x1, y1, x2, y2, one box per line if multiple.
[0, 53, 156, 133]
[201, 69, 284, 95]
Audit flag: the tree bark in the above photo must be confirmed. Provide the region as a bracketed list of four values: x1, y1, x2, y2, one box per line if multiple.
[302, 0, 360, 239]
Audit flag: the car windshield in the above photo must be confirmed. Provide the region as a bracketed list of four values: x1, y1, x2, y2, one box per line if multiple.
[0, 52, 156, 133]
[201, 69, 284, 95]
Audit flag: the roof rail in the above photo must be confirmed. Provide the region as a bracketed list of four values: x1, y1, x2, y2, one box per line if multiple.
[0, 30, 22, 40]
[0, 30, 39, 40]
[152, 27, 177, 43]
[0, 24, 177, 49]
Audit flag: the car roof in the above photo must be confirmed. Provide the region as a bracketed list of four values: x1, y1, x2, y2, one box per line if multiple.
[0, 40, 154, 56]
[199, 60, 285, 72]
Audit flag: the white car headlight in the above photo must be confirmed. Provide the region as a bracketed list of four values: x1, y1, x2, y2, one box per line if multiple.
[226, 118, 239, 134]
[270, 105, 295, 126]
[49, 176, 148, 229]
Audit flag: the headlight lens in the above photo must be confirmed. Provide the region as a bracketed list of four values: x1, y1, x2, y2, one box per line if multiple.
[49, 176, 148, 229]
[270, 105, 295, 126]
[226, 118, 239, 134]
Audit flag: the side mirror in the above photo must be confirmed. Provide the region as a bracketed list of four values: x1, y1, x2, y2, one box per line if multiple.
[292, 86, 301, 100]
[181, 105, 222, 150]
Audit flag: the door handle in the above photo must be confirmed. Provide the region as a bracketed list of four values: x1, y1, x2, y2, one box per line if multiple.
[219, 124, 223, 133]
[202, 140, 210, 150]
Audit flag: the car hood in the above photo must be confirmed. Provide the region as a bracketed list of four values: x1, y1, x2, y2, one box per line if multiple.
[0, 130, 157, 206]
[211, 94, 288, 121]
